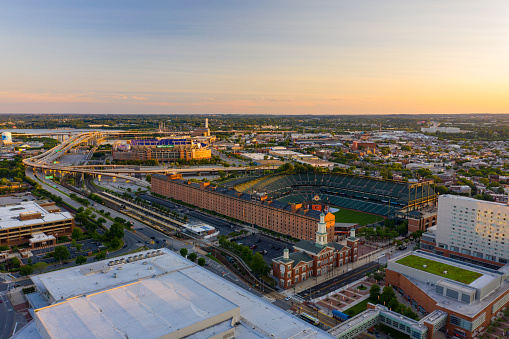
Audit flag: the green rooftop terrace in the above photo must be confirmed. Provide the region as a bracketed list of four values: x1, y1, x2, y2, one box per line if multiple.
[396, 255, 483, 284]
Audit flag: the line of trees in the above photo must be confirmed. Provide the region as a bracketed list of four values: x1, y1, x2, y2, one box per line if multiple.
[218, 235, 270, 275]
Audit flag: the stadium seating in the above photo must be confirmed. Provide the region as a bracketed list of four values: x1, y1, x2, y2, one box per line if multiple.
[234, 172, 436, 217]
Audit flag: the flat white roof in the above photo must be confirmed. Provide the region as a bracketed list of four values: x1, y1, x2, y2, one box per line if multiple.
[35, 272, 239, 339]
[30, 248, 333, 339]
[182, 222, 215, 233]
[0, 201, 72, 230]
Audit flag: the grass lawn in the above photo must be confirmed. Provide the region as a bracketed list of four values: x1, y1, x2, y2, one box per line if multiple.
[396, 255, 482, 284]
[333, 209, 384, 226]
[344, 298, 373, 317]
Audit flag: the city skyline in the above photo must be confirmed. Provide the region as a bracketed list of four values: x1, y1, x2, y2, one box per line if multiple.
[1, 1, 509, 114]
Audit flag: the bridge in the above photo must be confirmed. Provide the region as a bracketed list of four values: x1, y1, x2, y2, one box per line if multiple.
[327, 304, 447, 339]
[23, 131, 273, 185]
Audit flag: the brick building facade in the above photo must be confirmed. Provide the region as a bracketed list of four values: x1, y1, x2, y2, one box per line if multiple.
[272, 214, 359, 289]
[407, 210, 437, 233]
[0, 201, 74, 247]
[152, 174, 336, 241]
[386, 269, 509, 338]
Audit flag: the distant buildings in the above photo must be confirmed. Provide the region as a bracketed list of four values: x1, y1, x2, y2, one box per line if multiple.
[112, 137, 211, 162]
[352, 141, 377, 151]
[421, 122, 461, 134]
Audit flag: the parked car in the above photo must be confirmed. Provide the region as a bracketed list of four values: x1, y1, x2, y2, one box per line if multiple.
[250, 245, 258, 250]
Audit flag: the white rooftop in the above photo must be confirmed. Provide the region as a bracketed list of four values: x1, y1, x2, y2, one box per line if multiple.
[34, 272, 239, 339]
[27, 248, 333, 339]
[182, 222, 216, 233]
[0, 201, 72, 230]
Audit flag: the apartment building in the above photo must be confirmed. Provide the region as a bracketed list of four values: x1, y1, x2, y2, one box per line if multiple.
[421, 195, 509, 268]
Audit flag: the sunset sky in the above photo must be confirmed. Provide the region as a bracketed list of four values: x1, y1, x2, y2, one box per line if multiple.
[1, 1, 508, 114]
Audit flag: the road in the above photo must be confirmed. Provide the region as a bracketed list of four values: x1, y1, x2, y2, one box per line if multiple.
[298, 261, 380, 300]
[29, 167, 149, 255]
[0, 277, 26, 339]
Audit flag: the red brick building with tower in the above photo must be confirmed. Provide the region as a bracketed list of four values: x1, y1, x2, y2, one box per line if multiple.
[272, 213, 359, 289]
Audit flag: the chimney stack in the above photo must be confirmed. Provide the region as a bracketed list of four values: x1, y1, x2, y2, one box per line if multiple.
[283, 248, 289, 260]
[205, 118, 208, 129]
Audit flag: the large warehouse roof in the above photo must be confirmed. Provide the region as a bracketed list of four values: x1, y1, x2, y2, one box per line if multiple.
[21, 248, 334, 339]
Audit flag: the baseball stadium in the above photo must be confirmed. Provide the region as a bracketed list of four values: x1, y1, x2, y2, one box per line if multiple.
[234, 172, 437, 222]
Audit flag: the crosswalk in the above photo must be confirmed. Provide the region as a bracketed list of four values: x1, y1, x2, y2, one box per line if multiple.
[291, 295, 305, 303]
[261, 296, 276, 303]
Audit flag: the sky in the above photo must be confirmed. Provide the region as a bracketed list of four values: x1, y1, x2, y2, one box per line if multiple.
[1, 1, 508, 115]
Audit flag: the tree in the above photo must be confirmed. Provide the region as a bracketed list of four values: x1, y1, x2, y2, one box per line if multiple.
[71, 239, 77, 247]
[380, 286, 396, 304]
[76, 244, 82, 251]
[75, 255, 87, 265]
[95, 251, 106, 261]
[74, 213, 87, 225]
[369, 283, 381, 301]
[251, 252, 267, 275]
[180, 248, 188, 257]
[198, 257, 206, 266]
[146, 174, 151, 182]
[20, 265, 33, 276]
[54, 246, 70, 262]
[111, 237, 121, 249]
[188, 253, 198, 262]
[388, 297, 399, 311]
[10, 257, 21, 268]
[114, 217, 126, 224]
[33, 261, 47, 273]
[72, 228, 83, 240]
[109, 223, 124, 239]
[97, 217, 106, 226]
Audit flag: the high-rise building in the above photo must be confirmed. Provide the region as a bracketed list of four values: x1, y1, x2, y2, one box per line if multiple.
[421, 195, 509, 268]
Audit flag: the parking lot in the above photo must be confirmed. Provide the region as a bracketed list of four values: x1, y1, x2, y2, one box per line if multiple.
[233, 233, 294, 265]
[24, 239, 103, 265]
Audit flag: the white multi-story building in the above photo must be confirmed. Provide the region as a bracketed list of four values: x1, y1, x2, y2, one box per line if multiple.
[422, 195, 509, 267]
